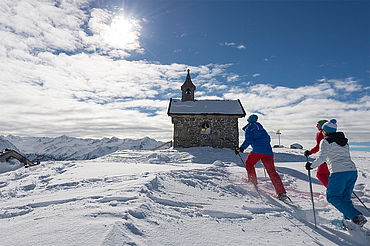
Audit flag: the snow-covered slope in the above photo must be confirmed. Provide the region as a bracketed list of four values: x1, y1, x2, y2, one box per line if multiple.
[0, 147, 368, 245]
[1, 135, 165, 161]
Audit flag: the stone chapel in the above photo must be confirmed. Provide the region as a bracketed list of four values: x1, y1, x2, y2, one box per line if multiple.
[167, 69, 246, 149]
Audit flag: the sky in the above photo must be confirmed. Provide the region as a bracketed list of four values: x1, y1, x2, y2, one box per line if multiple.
[0, 0, 369, 150]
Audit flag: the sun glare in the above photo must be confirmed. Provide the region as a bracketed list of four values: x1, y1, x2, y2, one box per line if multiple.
[104, 15, 139, 49]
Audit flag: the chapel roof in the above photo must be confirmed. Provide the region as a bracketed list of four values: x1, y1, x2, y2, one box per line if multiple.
[167, 98, 246, 117]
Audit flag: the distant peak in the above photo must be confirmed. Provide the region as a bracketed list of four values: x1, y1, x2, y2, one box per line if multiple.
[56, 135, 73, 140]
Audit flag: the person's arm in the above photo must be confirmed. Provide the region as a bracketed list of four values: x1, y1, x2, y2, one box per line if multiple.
[240, 127, 253, 150]
[309, 131, 324, 154]
[311, 140, 329, 169]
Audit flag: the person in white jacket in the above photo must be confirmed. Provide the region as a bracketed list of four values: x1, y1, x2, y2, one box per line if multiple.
[305, 119, 367, 227]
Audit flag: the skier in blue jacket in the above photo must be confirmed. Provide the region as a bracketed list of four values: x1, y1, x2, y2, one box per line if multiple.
[235, 114, 288, 201]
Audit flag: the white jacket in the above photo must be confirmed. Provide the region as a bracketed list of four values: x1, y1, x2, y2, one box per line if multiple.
[311, 139, 356, 173]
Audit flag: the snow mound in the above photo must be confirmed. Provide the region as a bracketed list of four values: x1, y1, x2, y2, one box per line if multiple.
[0, 159, 23, 174]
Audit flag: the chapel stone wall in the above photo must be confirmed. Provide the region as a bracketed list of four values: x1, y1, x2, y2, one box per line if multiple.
[172, 115, 239, 149]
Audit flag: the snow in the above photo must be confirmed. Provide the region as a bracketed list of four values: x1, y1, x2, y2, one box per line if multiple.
[168, 99, 245, 115]
[0, 159, 23, 174]
[0, 146, 369, 245]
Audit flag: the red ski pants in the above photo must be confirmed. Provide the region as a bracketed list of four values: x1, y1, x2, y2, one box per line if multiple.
[245, 152, 286, 195]
[316, 162, 330, 188]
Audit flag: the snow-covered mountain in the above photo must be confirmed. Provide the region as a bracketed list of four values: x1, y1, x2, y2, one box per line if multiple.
[0, 135, 165, 161]
[0, 136, 21, 153]
[0, 147, 368, 245]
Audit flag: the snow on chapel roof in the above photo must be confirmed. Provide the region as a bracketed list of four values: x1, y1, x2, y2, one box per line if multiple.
[167, 98, 246, 116]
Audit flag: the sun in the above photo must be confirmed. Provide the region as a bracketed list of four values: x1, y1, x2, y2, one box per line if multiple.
[104, 15, 140, 49]
[88, 8, 142, 54]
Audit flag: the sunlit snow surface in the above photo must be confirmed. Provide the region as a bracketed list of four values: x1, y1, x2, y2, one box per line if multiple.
[0, 147, 369, 245]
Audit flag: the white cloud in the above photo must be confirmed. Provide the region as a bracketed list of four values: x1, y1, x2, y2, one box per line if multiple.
[0, 1, 143, 60]
[327, 77, 362, 92]
[263, 56, 277, 62]
[0, 0, 368, 147]
[221, 42, 246, 50]
[176, 32, 186, 38]
[224, 42, 236, 46]
[0, 40, 230, 140]
[227, 74, 240, 82]
[252, 73, 261, 78]
[0, 0, 87, 53]
[226, 81, 370, 147]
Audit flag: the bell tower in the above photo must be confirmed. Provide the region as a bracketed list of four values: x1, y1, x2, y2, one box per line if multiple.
[181, 69, 196, 102]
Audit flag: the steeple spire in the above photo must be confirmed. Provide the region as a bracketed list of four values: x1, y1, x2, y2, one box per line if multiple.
[181, 69, 196, 101]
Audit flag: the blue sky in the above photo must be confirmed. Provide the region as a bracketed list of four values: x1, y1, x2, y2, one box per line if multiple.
[0, 0, 369, 150]
[127, 0, 369, 89]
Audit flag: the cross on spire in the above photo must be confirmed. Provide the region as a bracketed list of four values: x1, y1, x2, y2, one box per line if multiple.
[181, 69, 196, 101]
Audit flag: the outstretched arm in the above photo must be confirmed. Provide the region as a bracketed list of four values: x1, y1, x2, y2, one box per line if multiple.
[309, 131, 324, 154]
[311, 140, 329, 169]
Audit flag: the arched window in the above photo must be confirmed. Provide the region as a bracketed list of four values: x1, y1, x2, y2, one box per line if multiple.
[200, 122, 210, 135]
[185, 89, 192, 95]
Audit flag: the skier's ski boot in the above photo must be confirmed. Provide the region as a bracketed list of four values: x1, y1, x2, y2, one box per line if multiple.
[342, 219, 350, 230]
[352, 214, 367, 227]
[277, 193, 292, 202]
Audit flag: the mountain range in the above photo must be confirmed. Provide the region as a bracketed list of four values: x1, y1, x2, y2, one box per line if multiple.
[0, 135, 165, 162]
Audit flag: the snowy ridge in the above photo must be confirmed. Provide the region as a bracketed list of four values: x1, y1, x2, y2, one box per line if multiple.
[0, 147, 368, 245]
[0, 135, 165, 161]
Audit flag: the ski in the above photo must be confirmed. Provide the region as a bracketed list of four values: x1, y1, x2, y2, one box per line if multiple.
[257, 185, 299, 208]
[279, 195, 293, 204]
[273, 194, 301, 210]
[341, 220, 370, 244]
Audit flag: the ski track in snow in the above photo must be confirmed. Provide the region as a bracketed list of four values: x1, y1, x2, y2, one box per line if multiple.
[0, 148, 369, 246]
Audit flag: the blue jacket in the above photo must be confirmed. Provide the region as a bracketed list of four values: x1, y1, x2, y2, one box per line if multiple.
[240, 122, 273, 155]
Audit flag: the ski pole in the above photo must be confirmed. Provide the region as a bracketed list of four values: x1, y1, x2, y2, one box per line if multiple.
[307, 157, 317, 228]
[237, 152, 264, 202]
[352, 191, 369, 211]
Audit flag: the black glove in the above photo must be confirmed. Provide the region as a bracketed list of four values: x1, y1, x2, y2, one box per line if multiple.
[303, 150, 311, 157]
[305, 162, 313, 170]
[304, 150, 311, 157]
[234, 147, 244, 155]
